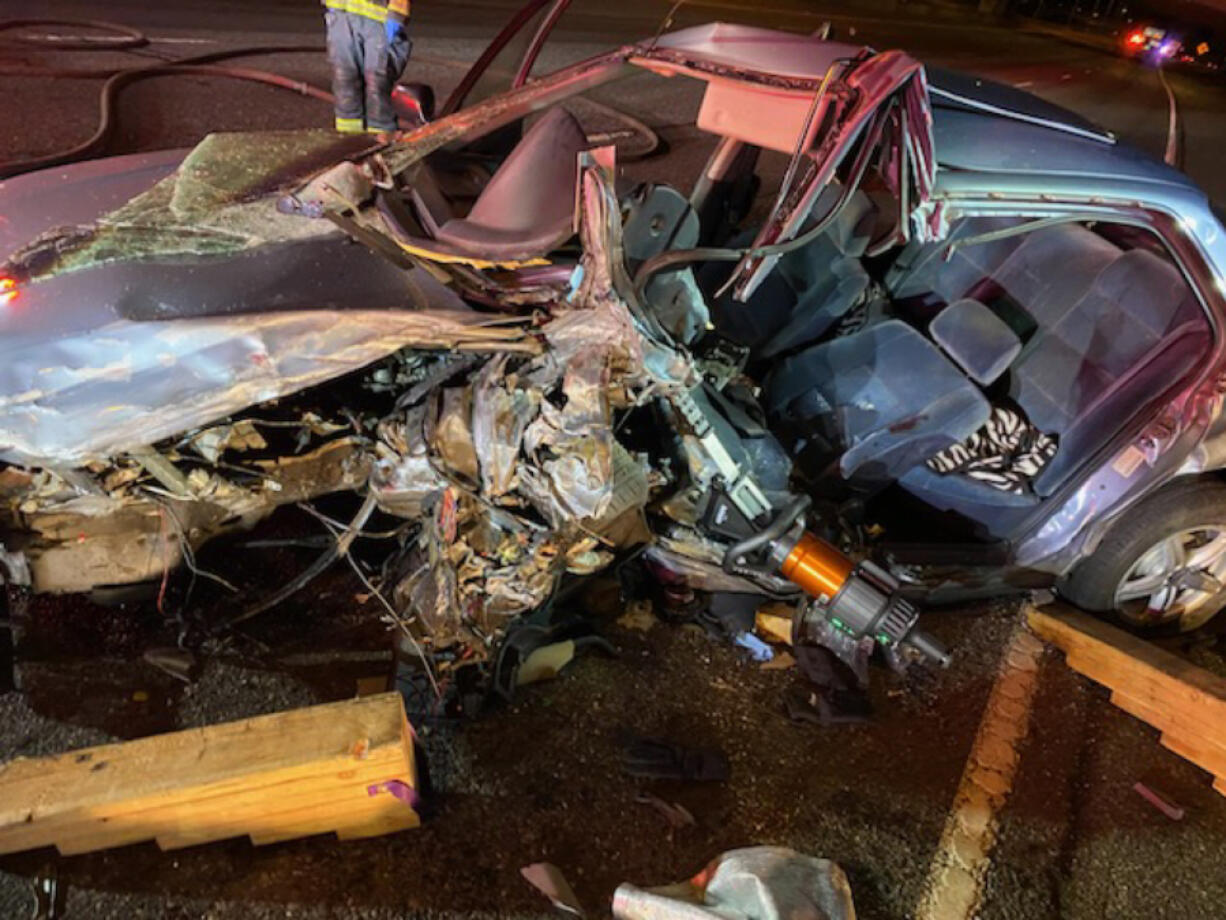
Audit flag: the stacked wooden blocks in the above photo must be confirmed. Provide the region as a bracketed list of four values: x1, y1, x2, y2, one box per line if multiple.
[0, 691, 419, 855]
[1028, 602, 1226, 797]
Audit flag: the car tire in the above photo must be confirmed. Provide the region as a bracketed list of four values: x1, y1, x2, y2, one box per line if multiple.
[1060, 478, 1226, 634]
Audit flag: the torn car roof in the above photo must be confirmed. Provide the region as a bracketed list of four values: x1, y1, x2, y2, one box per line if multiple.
[647, 23, 867, 82]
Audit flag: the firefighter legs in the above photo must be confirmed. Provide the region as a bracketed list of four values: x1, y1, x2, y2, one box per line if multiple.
[366, 28, 411, 131]
[325, 10, 366, 133]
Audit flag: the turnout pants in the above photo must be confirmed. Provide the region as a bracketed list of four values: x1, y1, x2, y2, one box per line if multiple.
[325, 9, 412, 133]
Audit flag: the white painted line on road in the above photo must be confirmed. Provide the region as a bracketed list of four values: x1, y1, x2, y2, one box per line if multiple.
[915, 624, 1045, 920]
[1157, 64, 1180, 167]
[1013, 80, 1035, 88]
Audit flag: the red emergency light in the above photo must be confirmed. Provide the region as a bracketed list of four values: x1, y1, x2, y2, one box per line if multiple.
[1127, 31, 1145, 46]
[0, 277, 18, 306]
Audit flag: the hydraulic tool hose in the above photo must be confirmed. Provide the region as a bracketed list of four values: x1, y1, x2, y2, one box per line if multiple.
[0, 20, 334, 179]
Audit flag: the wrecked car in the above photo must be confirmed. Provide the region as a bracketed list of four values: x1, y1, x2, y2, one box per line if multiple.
[4, 11, 1226, 712]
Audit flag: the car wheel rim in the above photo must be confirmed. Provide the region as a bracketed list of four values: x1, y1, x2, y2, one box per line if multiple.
[1114, 527, 1226, 630]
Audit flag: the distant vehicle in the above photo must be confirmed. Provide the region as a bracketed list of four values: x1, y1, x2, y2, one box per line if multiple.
[1123, 25, 1180, 60]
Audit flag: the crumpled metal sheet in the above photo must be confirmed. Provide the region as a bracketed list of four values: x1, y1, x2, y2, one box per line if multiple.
[382, 160, 690, 652]
[472, 355, 541, 500]
[371, 405, 448, 519]
[613, 847, 856, 920]
[187, 419, 268, 464]
[0, 306, 533, 467]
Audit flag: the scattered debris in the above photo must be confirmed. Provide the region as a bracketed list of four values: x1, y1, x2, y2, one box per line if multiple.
[612, 846, 856, 920]
[142, 647, 196, 683]
[493, 623, 617, 699]
[1133, 781, 1186, 820]
[762, 651, 796, 672]
[783, 645, 872, 726]
[521, 862, 586, 917]
[755, 604, 795, 645]
[31, 872, 62, 920]
[517, 640, 578, 686]
[735, 632, 774, 662]
[622, 737, 730, 783]
[634, 791, 696, 832]
[617, 599, 657, 632]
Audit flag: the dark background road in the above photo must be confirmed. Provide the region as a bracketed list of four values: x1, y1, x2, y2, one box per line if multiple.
[3, 0, 1225, 207]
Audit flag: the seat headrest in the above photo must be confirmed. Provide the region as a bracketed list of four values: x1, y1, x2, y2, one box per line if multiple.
[930, 298, 1022, 385]
[1087, 249, 1190, 330]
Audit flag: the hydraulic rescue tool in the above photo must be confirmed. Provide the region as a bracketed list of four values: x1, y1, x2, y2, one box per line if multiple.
[669, 386, 951, 668]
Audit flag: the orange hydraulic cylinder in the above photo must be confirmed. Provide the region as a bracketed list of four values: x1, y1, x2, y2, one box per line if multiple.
[778, 532, 855, 600]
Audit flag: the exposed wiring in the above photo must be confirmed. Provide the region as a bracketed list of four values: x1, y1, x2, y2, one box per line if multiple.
[217, 492, 378, 631]
[304, 500, 442, 700]
[298, 501, 415, 540]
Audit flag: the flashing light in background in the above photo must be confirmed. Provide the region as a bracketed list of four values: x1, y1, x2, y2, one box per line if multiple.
[1197, 42, 1211, 56]
[1127, 31, 1146, 46]
[1159, 40, 1179, 58]
[0, 277, 17, 307]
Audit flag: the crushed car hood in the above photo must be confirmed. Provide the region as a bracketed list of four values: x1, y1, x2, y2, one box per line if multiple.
[0, 130, 526, 467]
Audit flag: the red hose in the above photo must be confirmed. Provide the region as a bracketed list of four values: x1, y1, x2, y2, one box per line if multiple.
[0, 19, 335, 179]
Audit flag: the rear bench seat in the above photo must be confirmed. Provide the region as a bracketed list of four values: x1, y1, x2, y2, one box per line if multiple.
[900, 223, 1210, 536]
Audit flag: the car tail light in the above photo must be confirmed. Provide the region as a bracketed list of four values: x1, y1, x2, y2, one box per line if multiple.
[0, 277, 17, 307]
[1127, 31, 1145, 46]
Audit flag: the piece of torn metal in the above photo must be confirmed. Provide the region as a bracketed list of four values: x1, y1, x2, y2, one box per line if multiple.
[521, 863, 586, 918]
[613, 847, 856, 920]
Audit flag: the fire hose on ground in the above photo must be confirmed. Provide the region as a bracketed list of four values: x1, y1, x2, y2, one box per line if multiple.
[0, 18, 661, 180]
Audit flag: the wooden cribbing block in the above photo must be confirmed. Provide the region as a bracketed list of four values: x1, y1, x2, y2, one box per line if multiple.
[0, 692, 418, 855]
[755, 603, 795, 645]
[1028, 601, 1226, 796]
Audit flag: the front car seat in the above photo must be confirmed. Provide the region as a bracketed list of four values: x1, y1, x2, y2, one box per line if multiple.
[707, 190, 877, 357]
[384, 107, 589, 263]
[766, 319, 990, 484]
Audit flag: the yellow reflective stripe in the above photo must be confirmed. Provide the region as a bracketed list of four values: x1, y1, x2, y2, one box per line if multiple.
[347, 0, 388, 22]
[335, 117, 365, 134]
[322, 0, 392, 22]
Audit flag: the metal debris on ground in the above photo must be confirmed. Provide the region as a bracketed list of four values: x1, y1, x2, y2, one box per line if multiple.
[634, 791, 696, 832]
[612, 846, 856, 920]
[521, 862, 586, 917]
[141, 647, 197, 683]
